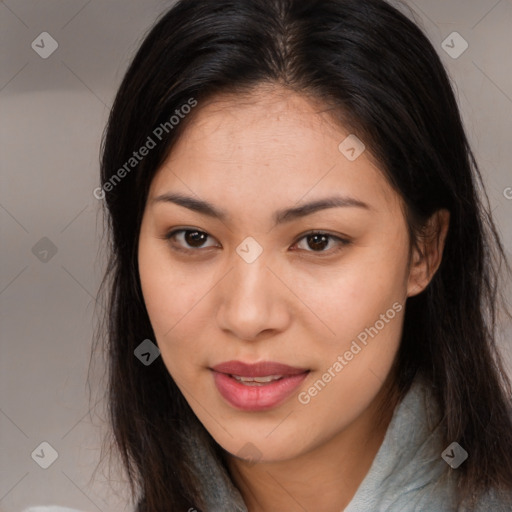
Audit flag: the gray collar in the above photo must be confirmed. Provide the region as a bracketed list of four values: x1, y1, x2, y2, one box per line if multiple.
[185, 377, 511, 511]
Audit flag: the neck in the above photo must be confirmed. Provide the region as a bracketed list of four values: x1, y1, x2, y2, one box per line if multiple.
[225, 379, 399, 512]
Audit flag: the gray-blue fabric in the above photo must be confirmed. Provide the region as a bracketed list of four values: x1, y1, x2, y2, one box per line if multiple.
[185, 376, 512, 511]
[23, 378, 512, 512]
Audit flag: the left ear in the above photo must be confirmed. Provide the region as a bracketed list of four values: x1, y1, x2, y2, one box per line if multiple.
[406, 208, 450, 298]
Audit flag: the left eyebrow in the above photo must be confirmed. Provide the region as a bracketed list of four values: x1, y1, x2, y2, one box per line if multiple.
[273, 196, 372, 224]
[151, 192, 372, 225]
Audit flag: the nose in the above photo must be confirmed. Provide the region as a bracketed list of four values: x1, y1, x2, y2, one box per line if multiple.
[215, 253, 292, 342]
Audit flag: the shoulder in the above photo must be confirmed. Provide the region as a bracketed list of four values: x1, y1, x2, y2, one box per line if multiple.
[470, 488, 512, 512]
[345, 377, 512, 511]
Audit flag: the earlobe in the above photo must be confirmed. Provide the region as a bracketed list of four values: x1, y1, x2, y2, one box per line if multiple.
[406, 209, 450, 298]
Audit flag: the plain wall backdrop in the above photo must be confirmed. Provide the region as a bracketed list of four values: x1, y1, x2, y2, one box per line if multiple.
[1, 1, 511, 510]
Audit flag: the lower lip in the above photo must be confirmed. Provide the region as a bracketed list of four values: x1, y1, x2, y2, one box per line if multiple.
[212, 370, 309, 411]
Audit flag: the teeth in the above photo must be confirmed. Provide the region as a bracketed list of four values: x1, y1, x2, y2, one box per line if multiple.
[232, 375, 283, 385]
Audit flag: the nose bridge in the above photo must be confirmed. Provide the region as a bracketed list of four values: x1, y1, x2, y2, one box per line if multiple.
[227, 249, 274, 307]
[215, 245, 288, 338]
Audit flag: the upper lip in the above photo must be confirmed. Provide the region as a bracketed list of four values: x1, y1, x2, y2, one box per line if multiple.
[211, 360, 309, 377]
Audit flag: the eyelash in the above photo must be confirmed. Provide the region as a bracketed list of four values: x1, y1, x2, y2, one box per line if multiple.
[161, 228, 351, 258]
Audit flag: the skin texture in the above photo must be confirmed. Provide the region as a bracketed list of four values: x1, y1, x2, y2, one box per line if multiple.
[137, 85, 450, 512]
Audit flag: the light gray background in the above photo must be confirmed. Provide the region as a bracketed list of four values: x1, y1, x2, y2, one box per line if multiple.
[1, 1, 511, 511]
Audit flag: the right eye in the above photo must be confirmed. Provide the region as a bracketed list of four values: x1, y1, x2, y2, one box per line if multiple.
[164, 228, 221, 253]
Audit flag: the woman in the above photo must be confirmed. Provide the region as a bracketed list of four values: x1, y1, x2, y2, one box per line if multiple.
[93, 0, 512, 510]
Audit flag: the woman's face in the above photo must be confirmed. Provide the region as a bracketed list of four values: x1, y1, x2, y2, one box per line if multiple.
[138, 86, 421, 462]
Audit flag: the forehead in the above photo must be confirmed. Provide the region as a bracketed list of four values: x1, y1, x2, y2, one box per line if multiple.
[150, 85, 401, 215]
[169, 86, 344, 161]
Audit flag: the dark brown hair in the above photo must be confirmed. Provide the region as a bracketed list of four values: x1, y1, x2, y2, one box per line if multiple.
[92, 0, 512, 510]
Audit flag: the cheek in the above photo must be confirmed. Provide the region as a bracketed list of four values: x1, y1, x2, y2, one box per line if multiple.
[137, 236, 210, 368]
[299, 247, 409, 340]
[139, 234, 199, 326]
[294, 272, 406, 444]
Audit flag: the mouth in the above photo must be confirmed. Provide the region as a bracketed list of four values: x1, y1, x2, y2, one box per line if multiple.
[230, 374, 287, 385]
[210, 360, 310, 411]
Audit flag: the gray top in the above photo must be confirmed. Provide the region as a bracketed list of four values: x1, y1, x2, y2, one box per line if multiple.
[186, 376, 512, 511]
[23, 378, 512, 512]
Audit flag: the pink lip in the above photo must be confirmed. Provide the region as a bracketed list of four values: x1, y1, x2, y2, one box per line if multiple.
[211, 360, 308, 377]
[210, 360, 309, 411]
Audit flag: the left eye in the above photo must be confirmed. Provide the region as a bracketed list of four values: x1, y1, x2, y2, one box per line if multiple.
[293, 232, 349, 253]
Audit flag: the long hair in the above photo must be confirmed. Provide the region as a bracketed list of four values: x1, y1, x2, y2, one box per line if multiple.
[92, 0, 512, 510]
